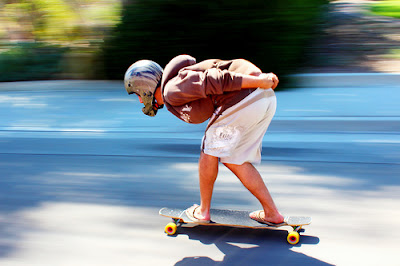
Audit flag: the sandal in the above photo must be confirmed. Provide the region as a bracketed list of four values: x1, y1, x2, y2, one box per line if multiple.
[250, 210, 286, 227]
[185, 204, 210, 223]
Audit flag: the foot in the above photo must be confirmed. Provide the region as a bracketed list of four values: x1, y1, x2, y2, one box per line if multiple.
[250, 210, 285, 226]
[185, 204, 210, 223]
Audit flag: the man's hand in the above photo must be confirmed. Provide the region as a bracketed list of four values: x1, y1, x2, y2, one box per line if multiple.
[259, 73, 279, 90]
[241, 72, 279, 90]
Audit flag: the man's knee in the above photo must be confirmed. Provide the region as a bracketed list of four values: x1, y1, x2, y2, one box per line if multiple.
[200, 151, 219, 164]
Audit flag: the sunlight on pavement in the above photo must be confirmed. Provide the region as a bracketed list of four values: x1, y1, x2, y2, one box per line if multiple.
[0, 203, 224, 266]
[0, 158, 398, 265]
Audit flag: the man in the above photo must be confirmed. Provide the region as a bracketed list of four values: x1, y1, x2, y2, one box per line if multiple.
[124, 54, 284, 225]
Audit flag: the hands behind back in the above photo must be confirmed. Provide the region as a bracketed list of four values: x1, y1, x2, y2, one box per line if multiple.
[241, 72, 279, 90]
[259, 73, 279, 90]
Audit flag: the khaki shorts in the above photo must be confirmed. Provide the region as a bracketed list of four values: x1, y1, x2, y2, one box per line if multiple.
[202, 88, 276, 165]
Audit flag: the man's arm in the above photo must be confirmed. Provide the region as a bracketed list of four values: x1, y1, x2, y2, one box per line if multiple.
[164, 70, 278, 107]
[163, 68, 242, 106]
[241, 72, 279, 90]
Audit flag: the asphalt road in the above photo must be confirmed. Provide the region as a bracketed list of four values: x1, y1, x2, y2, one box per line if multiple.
[0, 77, 399, 265]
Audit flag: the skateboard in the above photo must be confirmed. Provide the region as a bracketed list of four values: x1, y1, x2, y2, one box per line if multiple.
[159, 207, 312, 245]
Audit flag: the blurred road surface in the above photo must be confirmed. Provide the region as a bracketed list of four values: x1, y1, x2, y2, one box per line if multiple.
[0, 75, 399, 265]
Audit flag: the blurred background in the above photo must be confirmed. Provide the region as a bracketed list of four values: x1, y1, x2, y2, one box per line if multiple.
[1, 1, 400, 265]
[1, 0, 399, 83]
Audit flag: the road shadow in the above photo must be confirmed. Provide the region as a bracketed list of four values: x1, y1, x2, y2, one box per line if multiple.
[174, 225, 331, 266]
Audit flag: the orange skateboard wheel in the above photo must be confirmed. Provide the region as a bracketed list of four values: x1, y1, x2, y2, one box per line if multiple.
[164, 222, 177, 235]
[287, 231, 300, 245]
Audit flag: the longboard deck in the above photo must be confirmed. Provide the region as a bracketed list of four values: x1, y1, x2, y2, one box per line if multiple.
[159, 207, 311, 228]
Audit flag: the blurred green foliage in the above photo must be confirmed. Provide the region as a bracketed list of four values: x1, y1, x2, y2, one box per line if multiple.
[0, 0, 121, 81]
[0, 0, 328, 82]
[0, 0, 121, 42]
[370, 0, 400, 19]
[102, 0, 328, 82]
[0, 42, 68, 81]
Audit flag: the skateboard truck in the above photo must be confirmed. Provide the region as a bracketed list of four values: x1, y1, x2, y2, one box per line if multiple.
[164, 210, 185, 235]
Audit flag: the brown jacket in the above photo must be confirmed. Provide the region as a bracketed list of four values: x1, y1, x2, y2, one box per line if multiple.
[161, 54, 261, 124]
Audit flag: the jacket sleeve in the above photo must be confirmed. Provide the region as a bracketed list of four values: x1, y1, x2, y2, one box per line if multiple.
[163, 68, 243, 106]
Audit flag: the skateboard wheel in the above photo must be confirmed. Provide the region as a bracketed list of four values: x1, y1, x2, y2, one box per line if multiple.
[165, 222, 177, 235]
[287, 231, 300, 245]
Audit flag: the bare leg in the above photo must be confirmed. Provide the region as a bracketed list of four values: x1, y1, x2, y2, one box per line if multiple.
[224, 162, 284, 224]
[193, 151, 219, 221]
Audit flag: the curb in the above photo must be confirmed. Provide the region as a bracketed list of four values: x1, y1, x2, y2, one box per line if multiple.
[0, 80, 123, 92]
[288, 73, 400, 88]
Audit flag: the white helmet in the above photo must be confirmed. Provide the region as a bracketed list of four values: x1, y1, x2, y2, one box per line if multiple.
[124, 60, 164, 116]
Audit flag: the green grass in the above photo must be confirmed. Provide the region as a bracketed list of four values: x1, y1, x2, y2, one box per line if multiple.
[369, 0, 400, 19]
[387, 48, 400, 59]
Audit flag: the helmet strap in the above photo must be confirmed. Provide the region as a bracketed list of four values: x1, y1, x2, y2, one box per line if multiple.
[152, 95, 164, 110]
